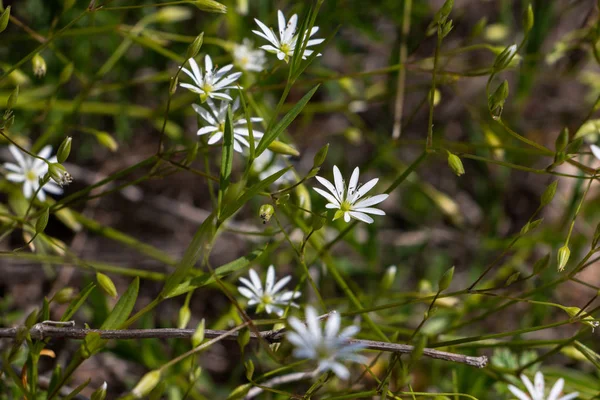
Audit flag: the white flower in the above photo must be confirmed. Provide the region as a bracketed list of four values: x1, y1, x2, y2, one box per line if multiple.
[314, 165, 388, 224]
[233, 39, 267, 72]
[253, 10, 324, 63]
[508, 371, 578, 400]
[3, 145, 63, 201]
[180, 55, 241, 101]
[253, 150, 296, 184]
[238, 265, 300, 317]
[287, 306, 367, 380]
[590, 144, 600, 161]
[192, 97, 263, 153]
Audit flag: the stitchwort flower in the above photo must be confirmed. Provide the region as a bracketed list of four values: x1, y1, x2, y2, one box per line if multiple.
[180, 55, 241, 102]
[314, 165, 388, 224]
[253, 10, 324, 63]
[192, 96, 263, 153]
[287, 306, 366, 380]
[508, 371, 578, 400]
[238, 265, 300, 317]
[3, 144, 63, 201]
[233, 39, 267, 72]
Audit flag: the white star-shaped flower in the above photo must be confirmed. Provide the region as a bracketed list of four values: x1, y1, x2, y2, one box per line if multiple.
[238, 265, 300, 317]
[233, 39, 267, 72]
[192, 96, 263, 153]
[508, 371, 578, 400]
[180, 55, 242, 102]
[314, 165, 388, 224]
[287, 306, 367, 380]
[3, 145, 63, 201]
[253, 10, 324, 63]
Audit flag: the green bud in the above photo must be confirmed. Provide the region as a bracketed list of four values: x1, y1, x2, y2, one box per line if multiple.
[36, 206, 50, 234]
[555, 127, 569, 153]
[170, 76, 179, 95]
[237, 327, 251, 353]
[441, 19, 453, 38]
[192, 318, 205, 347]
[565, 137, 583, 155]
[178, 305, 191, 329]
[32, 53, 47, 78]
[520, 218, 543, 235]
[488, 80, 509, 119]
[25, 307, 39, 328]
[562, 306, 599, 330]
[132, 370, 161, 398]
[523, 4, 534, 33]
[48, 163, 73, 186]
[0, 6, 10, 34]
[6, 85, 18, 110]
[309, 213, 325, 231]
[3, 114, 14, 130]
[53, 287, 75, 304]
[96, 272, 118, 298]
[438, 266, 455, 291]
[95, 132, 118, 151]
[59, 63, 74, 85]
[447, 151, 465, 176]
[557, 245, 570, 271]
[533, 254, 550, 275]
[259, 204, 274, 224]
[541, 181, 558, 206]
[275, 193, 290, 205]
[434, 0, 454, 24]
[312, 143, 329, 168]
[227, 383, 252, 400]
[267, 140, 299, 156]
[505, 271, 520, 286]
[191, 0, 227, 13]
[91, 382, 107, 400]
[57, 136, 72, 163]
[380, 265, 397, 291]
[493, 44, 517, 71]
[244, 360, 255, 380]
[155, 6, 192, 23]
[189, 366, 202, 381]
[470, 17, 487, 38]
[186, 32, 204, 60]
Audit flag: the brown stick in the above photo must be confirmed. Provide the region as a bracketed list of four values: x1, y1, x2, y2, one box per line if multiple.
[0, 322, 487, 368]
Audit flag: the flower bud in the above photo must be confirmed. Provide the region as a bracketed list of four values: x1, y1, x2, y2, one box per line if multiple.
[59, 63, 74, 85]
[192, 318, 205, 347]
[91, 381, 107, 400]
[53, 287, 75, 304]
[48, 163, 73, 187]
[523, 4, 534, 33]
[267, 140, 299, 156]
[36, 206, 50, 234]
[447, 152, 465, 176]
[562, 306, 599, 330]
[96, 272, 118, 298]
[186, 33, 204, 60]
[155, 6, 192, 23]
[488, 79, 509, 119]
[178, 305, 191, 329]
[57, 136, 72, 163]
[6, 85, 18, 110]
[493, 44, 517, 71]
[191, 0, 227, 13]
[259, 204, 274, 224]
[312, 143, 329, 168]
[380, 265, 397, 291]
[555, 127, 569, 153]
[32, 53, 47, 78]
[540, 181, 558, 207]
[0, 6, 10, 34]
[132, 370, 161, 398]
[438, 266, 455, 291]
[95, 132, 118, 152]
[557, 245, 570, 271]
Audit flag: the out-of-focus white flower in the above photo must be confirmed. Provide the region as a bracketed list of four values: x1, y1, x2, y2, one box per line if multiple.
[193, 97, 263, 153]
[3, 145, 63, 201]
[314, 165, 388, 224]
[238, 265, 300, 316]
[180, 55, 241, 102]
[253, 10, 324, 63]
[253, 150, 296, 184]
[508, 371, 578, 400]
[287, 306, 366, 380]
[233, 39, 266, 72]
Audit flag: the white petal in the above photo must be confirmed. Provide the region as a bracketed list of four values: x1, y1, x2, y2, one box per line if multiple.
[353, 194, 388, 208]
[43, 182, 63, 195]
[284, 14, 298, 44]
[197, 126, 219, 136]
[210, 92, 233, 101]
[508, 385, 532, 400]
[352, 178, 379, 201]
[207, 132, 223, 145]
[349, 211, 374, 224]
[204, 55, 213, 72]
[214, 73, 242, 89]
[5, 173, 25, 182]
[325, 203, 339, 209]
[276, 51, 286, 60]
[277, 10, 286, 39]
[522, 375, 537, 400]
[8, 145, 27, 167]
[288, 317, 309, 337]
[332, 165, 345, 200]
[305, 306, 322, 340]
[534, 372, 544, 400]
[344, 212, 351, 223]
[36, 187, 46, 201]
[339, 325, 360, 339]
[36, 145, 53, 161]
[260, 44, 281, 54]
[23, 181, 33, 199]
[325, 312, 340, 338]
[254, 19, 279, 46]
[238, 287, 257, 300]
[558, 393, 579, 400]
[307, 38, 325, 46]
[592, 144, 600, 160]
[188, 58, 203, 82]
[249, 269, 262, 292]
[253, 30, 277, 46]
[181, 67, 201, 87]
[180, 83, 203, 93]
[192, 104, 218, 125]
[348, 167, 359, 197]
[3, 162, 23, 173]
[271, 275, 292, 294]
[265, 265, 276, 293]
[316, 176, 341, 202]
[353, 207, 385, 215]
[548, 378, 564, 400]
[313, 187, 340, 207]
[327, 362, 350, 380]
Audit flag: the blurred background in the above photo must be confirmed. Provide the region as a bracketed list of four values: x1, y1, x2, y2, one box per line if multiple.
[1, 0, 600, 398]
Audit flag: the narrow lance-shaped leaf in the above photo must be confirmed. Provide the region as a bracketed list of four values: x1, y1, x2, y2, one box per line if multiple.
[60, 283, 95, 322]
[218, 106, 234, 219]
[254, 85, 320, 157]
[100, 277, 139, 329]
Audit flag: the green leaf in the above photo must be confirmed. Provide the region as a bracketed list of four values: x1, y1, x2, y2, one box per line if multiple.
[165, 248, 264, 298]
[254, 85, 320, 157]
[162, 213, 216, 297]
[218, 106, 234, 219]
[220, 167, 292, 222]
[100, 277, 139, 329]
[60, 283, 95, 322]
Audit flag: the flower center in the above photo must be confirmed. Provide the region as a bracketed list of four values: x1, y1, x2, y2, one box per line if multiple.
[26, 170, 37, 182]
[280, 43, 291, 55]
[340, 201, 352, 212]
[261, 294, 273, 305]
